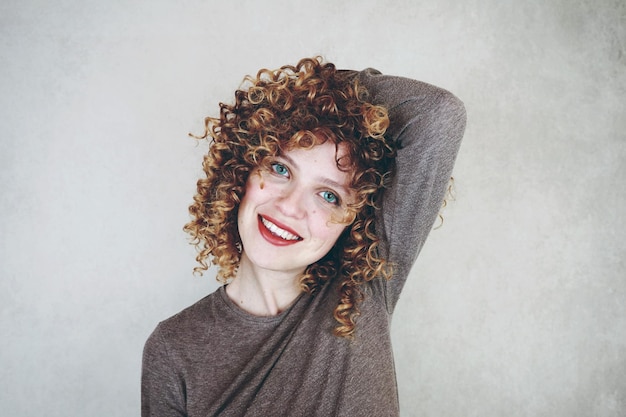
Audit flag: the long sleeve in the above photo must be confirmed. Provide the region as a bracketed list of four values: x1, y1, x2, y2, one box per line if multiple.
[141, 325, 187, 417]
[357, 69, 467, 312]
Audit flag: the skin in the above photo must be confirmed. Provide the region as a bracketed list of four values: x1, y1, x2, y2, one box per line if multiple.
[227, 140, 355, 316]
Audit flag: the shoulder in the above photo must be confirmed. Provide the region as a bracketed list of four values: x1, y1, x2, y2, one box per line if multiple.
[147, 290, 221, 349]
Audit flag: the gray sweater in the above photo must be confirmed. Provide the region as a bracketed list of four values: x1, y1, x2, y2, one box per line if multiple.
[142, 69, 467, 417]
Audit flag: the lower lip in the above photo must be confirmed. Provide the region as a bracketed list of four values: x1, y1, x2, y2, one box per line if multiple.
[257, 216, 300, 246]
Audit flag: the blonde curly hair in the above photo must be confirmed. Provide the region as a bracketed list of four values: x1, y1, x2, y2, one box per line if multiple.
[184, 57, 396, 338]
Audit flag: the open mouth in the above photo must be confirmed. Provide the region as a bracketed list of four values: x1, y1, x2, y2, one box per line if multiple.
[258, 215, 302, 244]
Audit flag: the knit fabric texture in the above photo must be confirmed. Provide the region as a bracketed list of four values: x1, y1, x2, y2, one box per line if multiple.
[141, 68, 467, 417]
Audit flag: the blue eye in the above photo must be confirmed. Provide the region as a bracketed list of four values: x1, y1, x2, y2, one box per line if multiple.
[320, 191, 339, 205]
[271, 162, 289, 177]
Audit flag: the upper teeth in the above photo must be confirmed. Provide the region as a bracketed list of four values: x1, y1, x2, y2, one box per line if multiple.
[261, 217, 300, 241]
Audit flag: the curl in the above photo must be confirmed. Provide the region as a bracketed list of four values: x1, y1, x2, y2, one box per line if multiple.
[185, 57, 396, 337]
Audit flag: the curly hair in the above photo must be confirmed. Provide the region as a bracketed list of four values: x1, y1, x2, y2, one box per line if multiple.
[184, 57, 396, 338]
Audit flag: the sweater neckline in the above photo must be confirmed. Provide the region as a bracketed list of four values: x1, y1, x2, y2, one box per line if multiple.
[217, 285, 306, 324]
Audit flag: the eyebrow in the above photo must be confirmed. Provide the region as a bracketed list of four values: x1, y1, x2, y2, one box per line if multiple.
[279, 153, 352, 197]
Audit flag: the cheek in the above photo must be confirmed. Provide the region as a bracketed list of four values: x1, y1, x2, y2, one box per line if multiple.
[311, 215, 347, 245]
[241, 173, 266, 203]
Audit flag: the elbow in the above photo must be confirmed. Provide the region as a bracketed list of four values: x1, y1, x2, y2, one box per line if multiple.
[429, 89, 467, 144]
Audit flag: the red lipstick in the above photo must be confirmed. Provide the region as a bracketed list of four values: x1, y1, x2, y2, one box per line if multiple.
[257, 215, 301, 246]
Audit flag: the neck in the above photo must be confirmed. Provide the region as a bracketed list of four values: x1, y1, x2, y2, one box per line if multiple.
[226, 253, 303, 316]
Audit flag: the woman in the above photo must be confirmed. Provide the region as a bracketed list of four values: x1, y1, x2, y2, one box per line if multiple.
[142, 57, 466, 416]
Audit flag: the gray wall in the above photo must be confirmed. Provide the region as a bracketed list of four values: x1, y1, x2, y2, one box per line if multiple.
[1, 1, 624, 416]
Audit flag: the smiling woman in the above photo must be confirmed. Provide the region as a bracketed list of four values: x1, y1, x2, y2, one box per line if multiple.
[142, 57, 466, 417]
[236, 141, 354, 283]
[184, 58, 395, 338]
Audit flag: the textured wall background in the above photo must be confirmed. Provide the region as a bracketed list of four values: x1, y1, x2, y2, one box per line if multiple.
[1, 1, 624, 416]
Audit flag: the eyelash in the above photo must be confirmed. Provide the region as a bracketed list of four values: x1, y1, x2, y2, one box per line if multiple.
[269, 162, 342, 206]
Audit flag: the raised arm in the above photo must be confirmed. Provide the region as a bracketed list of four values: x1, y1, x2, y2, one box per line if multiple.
[357, 69, 467, 311]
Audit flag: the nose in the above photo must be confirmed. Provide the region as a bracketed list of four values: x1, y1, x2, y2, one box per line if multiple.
[275, 185, 306, 219]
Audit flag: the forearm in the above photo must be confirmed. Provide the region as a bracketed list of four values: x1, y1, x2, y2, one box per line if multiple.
[357, 69, 467, 306]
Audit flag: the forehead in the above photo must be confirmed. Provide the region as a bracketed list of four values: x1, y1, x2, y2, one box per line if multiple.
[284, 129, 353, 166]
[280, 141, 355, 189]
[284, 139, 351, 166]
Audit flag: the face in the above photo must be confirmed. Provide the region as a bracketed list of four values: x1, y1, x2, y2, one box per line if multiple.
[237, 140, 355, 276]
